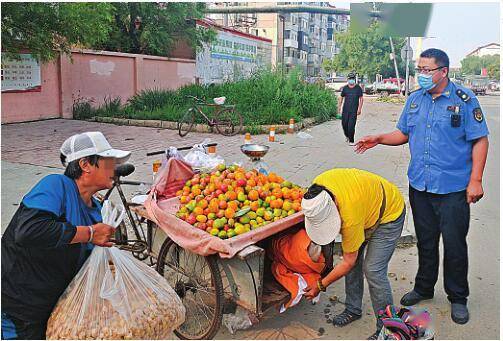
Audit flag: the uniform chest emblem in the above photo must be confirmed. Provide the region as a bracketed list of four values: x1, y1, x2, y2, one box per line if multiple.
[473, 108, 484, 122]
[410, 103, 418, 109]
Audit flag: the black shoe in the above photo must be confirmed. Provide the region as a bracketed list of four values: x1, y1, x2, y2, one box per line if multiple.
[333, 309, 362, 327]
[451, 303, 469, 324]
[400, 290, 434, 306]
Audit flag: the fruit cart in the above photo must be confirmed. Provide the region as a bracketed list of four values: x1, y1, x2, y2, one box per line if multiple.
[129, 145, 333, 340]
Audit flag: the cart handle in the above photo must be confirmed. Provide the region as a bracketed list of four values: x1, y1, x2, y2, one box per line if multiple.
[146, 143, 217, 156]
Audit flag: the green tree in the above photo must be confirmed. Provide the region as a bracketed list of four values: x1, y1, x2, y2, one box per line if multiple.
[461, 54, 500, 78]
[327, 22, 409, 81]
[1, 3, 113, 62]
[96, 3, 215, 56]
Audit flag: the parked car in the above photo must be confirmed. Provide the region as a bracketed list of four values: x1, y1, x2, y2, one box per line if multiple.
[488, 81, 500, 92]
[464, 76, 489, 96]
[325, 76, 348, 92]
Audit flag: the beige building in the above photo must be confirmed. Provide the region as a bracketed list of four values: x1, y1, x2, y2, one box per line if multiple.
[467, 43, 500, 57]
[207, 2, 349, 76]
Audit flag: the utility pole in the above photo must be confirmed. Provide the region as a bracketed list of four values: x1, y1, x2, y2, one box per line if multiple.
[389, 37, 402, 96]
[405, 36, 410, 97]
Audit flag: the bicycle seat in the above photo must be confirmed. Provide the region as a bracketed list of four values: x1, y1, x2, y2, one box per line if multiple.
[115, 163, 135, 178]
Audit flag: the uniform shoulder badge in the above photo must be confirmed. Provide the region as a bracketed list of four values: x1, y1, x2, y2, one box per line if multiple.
[455, 89, 471, 102]
[473, 108, 484, 122]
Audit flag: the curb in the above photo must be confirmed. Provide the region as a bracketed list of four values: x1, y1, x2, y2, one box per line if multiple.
[87, 116, 323, 134]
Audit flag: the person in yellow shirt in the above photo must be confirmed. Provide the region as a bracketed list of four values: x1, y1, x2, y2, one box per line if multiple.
[302, 168, 405, 339]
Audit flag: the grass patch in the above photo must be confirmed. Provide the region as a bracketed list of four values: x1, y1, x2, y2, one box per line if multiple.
[74, 69, 338, 126]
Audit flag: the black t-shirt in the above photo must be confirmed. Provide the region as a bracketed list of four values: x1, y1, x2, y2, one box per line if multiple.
[341, 85, 363, 113]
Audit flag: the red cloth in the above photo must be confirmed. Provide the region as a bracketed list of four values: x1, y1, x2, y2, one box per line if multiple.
[152, 158, 194, 200]
[270, 229, 325, 309]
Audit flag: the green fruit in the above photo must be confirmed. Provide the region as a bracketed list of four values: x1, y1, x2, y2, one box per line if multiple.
[281, 181, 293, 189]
[228, 218, 235, 227]
[288, 209, 296, 216]
[244, 227, 251, 233]
[185, 180, 192, 187]
[210, 228, 219, 236]
[227, 229, 237, 238]
[218, 230, 228, 239]
[217, 164, 226, 171]
[186, 201, 196, 212]
[239, 216, 250, 224]
[247, 211, 257, 220]
[273, 208, 282, 217]
[213, 219, 225, 229]
[208, 213, 216, 220]
[244, 200, 251, 206]
[237, 192, 247, 202]
[281, 210, 288, 218]
[256, 216, 264, 224]
[256, 208, 265, 217]
[229, 165, 237, 172]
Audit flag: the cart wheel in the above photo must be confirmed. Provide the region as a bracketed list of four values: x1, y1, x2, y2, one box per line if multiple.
[156, 238, 224, 340]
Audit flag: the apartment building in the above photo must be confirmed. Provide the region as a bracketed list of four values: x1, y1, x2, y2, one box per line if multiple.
[207, 2, 349, 77]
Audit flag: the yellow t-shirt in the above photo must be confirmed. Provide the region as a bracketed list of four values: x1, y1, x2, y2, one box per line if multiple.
[313, 168, 405, 253]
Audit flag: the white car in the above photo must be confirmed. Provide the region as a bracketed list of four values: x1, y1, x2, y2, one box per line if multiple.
[325, 76, 347, 92]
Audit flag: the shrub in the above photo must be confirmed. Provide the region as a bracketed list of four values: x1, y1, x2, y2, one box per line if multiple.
[76, 69, 338, 127]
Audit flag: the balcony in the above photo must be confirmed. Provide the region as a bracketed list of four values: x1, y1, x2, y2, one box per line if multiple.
[284, 56, 298, 65]
[284, 21, 298, 32]
[284, 39, 298, 49]
[308, 53, 319, 64]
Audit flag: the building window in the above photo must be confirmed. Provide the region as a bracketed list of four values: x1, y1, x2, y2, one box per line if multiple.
[285, 30, 290, 39]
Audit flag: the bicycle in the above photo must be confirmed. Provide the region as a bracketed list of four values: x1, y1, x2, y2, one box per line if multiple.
[96, 143, 218, 262]
[178, 95, 243, 137]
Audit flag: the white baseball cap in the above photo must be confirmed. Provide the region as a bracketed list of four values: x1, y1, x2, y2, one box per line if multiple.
[60, 132, 131, 164]
[301, 190, 341, 245]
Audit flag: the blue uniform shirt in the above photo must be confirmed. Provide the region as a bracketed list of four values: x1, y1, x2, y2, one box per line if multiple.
[397, 81, 489, 194]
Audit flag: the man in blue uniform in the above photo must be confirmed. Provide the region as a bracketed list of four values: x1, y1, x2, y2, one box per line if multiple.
[355, 49, 489, 325]
[1, 132, 131, 339]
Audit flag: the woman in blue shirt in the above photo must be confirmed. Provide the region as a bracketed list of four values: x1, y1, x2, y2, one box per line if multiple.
[1, 132, 131, 339]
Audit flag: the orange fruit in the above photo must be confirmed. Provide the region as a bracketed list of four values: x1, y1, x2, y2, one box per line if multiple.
[219, 200, 228, 209]
[247, 179, 257, 187]
[267, 173, 278, 183]
[272, 188, 283, 199]
[250, 201, 260, 212]
[208, 202, 219, 214]
[225, 208, 235, 219]
[191, 187, 202, 196]
[193, 207, 204, 215]
[226, 191, 237, 201]
[228, 201, 239, 211]
[248, 190, 259, 201]
[176, 190, 183, 197]
[292, 202, 301, 212]
[290, 190, 301, 201]
[197, 199, 208, 209]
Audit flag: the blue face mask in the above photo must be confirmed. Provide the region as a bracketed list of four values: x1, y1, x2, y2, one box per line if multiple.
[417, 74, 436, 90]
[348, 79, 356, 85]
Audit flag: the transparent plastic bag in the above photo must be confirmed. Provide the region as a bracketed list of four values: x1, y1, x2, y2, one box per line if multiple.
[222, 307, 257, 335]
[46, 246, 186, 339]
[184, 139, 224, 171]
[46, 201, 185, 339]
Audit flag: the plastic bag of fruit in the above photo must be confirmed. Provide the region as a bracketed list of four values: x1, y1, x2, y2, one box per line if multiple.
[46, 246, 185, 339]
[184, 139, 225, 171]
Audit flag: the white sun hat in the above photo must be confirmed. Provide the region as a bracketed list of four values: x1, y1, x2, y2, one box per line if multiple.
[60, 132, 131, 164]
[301, 190, 341, 245]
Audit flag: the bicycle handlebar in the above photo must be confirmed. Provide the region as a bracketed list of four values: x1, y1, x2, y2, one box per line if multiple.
[146, 143, 217, 156]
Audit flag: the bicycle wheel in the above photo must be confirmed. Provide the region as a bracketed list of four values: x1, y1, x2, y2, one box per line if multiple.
[215, 108, 243, 136]
[179, 108, 196, 137]
[156, 238, 223, 340]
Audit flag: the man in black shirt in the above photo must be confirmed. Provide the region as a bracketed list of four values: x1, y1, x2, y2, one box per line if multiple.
[339, 73, 364, 145]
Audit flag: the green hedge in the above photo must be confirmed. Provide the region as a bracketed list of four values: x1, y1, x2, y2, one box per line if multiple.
[73, 69, 338, 128]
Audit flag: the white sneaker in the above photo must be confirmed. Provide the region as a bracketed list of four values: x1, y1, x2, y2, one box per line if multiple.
[349, 142, 356, 146]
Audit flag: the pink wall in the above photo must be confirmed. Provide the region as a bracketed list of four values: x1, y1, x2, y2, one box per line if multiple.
[2, 61, 61, 123]
[2, 49, 196, 123]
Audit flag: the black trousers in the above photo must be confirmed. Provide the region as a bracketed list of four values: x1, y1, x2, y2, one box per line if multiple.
[1, 312, 47, 340]
[409, 186, 470, 305]
[341, 111, 357, 142]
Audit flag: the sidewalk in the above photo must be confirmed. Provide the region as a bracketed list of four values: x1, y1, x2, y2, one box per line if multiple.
[1, 96, 499, 339]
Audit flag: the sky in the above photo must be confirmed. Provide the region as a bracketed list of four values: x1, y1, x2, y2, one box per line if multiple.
[330, 1, 501, 67]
